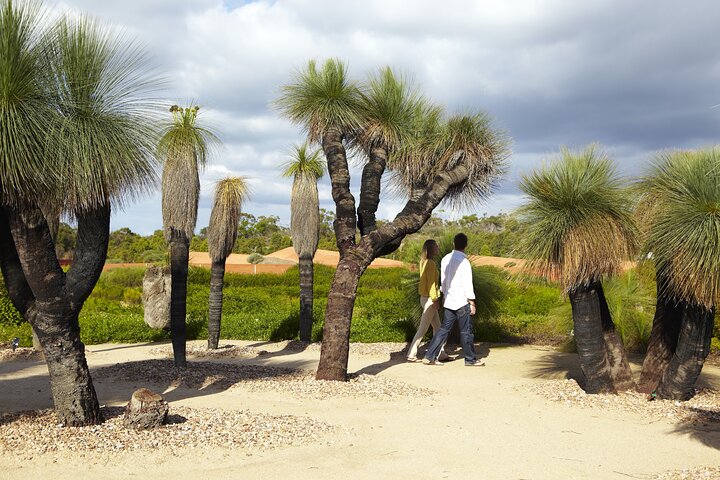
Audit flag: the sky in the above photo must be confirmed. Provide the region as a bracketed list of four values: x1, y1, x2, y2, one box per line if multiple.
[52, 0, 720, 234]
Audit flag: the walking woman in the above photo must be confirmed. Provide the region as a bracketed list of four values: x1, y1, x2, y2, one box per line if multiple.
[407, 239, 449, 362]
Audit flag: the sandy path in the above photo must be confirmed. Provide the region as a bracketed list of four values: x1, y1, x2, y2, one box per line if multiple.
[1, 342, 718, 480]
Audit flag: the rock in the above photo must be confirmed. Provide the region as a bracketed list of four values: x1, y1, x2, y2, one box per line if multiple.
[123, 388, 169, 430]
[142, 265, 171, 329]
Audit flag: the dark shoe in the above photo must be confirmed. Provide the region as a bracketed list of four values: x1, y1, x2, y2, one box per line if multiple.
[465, 360, 485, 367]
[438, 356, 453, 363]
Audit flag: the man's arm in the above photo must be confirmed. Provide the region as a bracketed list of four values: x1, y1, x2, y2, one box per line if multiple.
[464, 259, 476, 315]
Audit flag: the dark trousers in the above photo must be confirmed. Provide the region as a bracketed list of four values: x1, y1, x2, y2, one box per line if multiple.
[424, 303, 476, 363]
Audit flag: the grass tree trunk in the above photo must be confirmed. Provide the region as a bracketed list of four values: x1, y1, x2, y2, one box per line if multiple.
[207, 258, 226, 349]
[28, 303, 101, 425]
[169, 232, 189, 368]
[298, 254, 314, 342]
[655, 303, 714, 400]
[569, 282, 615, 394]
[597, 283, 635, 390]
[316, 255, 370, 380]
[637, 294, 682, 393]
[1, 206, 106, 426]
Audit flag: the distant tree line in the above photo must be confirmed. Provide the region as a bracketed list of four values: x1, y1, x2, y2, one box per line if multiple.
[52, 210, 523, 264]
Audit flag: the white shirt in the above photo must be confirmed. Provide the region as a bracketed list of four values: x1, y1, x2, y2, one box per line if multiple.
[440, 250, 475, 310]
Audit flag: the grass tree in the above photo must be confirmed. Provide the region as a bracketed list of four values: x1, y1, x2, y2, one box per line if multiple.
[276, 59, 509, 381]
[207, 176, 250, 349]
[636, 149, 720, 400]
[0, 4, 159, 425]
[281, 143, 325, 342]
[159, 104, 217, 367]
[519, 146, 637, 393]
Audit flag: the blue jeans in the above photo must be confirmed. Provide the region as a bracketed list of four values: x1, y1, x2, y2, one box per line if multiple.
[423, 303, 476, 364]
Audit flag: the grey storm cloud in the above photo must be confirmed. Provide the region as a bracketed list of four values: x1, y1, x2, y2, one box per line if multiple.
[51, 0, 720, 234]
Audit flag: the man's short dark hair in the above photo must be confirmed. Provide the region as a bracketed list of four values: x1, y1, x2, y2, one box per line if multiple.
[454, 233, 468, 251]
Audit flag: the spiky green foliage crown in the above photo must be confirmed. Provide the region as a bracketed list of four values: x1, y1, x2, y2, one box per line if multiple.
[0, 1, 59, 207]
[46, 16, 161, 214]
[519, 145, 639, 291]
[159, 103, 219, 242]
[277, 59, 510, 210]
[282, 143, 324, 257]
[639, 148, 720, 308]
[275, 58, 362, 142]
[0, 3, 161, 213]
[207, 176, 250, 262]
[356, 67, 424, 152]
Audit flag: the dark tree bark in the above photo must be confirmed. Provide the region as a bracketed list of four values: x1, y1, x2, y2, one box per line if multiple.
[316, 252, 371, 380]
[596, 283, 635, 391]
[1, 205, 107, 426]
[207, 258, 226, 350]
[168, 229, 189, 367]
[655, 303, 714, 400]
[298, 254, 314, 342]
[357, 145, 387, 236]
[568, 283, 615, 394]
[323, 127, 357, 254]
[637, 294, 682, 393]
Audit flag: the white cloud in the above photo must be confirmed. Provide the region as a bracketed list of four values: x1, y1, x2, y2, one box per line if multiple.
[56, 0, 720, 234]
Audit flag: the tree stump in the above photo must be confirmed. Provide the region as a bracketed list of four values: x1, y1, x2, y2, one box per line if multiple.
[142, 265, 171, 329]
[123, 388, 169, 430]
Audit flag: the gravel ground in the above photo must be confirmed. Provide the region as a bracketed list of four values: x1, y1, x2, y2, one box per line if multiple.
[149, 341, 411, 359]
[523, 379, 720, 424]
[0, 345, 42, 362]
[148, 343, 258, 359]
[94, 359, 434, 400]
[654, 466, 720, 479]
[0, 405, 336, 458]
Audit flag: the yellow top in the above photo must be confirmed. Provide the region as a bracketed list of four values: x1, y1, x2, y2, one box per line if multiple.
[418, 258, 440, 301]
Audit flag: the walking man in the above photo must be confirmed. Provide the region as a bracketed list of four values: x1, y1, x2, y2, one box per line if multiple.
[423, 233, 484, 366]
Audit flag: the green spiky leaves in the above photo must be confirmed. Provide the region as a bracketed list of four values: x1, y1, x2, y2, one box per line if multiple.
[0, 0, 57, 207]
[0, 2, 162, 213]
[160, 104, 219, 243]
[519, 145, 639, 291]
[640, 148, 720, 309]
[276, 59, 510, 210]
[283, 142, 324, 257]
[275, 59, 363, 143]
[281, 143, 325, 180]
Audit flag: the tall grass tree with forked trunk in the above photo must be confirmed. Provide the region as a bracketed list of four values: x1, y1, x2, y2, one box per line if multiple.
[276, 59, 510, 380]
[636, 149, 720, 400]
[159, 104, 218, 367]
[0, 3, 161, 425]
[207, 176, 250, 349]
[519, 146, 638, 393]
[282, 143, 325, 342]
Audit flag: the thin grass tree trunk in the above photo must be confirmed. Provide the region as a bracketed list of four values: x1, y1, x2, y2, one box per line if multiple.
[169, 233, 189, 368]
[298, 254, 314, 342]
[569, 282, 615, 394]
[207, 258, 226, 350]
[655, 303, 714, 400]
[637, 294, 682, 393]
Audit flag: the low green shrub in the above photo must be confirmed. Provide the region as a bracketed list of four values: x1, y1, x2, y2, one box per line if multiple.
[1, 264, 718, 352]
